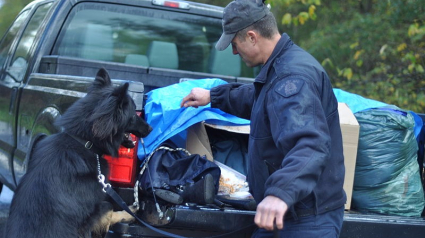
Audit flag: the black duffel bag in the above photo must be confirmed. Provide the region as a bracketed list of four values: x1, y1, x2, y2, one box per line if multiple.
[138, 141, 221, 205]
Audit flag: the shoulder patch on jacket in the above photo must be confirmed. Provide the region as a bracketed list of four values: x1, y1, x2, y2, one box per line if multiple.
[275, 78, 304, 97]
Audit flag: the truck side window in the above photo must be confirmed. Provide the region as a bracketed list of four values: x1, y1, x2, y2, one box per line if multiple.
[0, 10, 31, 75]
[53, 3, 222, 71]
[7, 2, 53, 82]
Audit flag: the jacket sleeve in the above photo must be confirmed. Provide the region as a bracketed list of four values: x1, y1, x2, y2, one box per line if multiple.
[263, 76, 332, 208]
[210, 83, 254, 120]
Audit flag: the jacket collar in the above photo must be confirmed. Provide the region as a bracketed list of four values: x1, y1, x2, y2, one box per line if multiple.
[255, 33, 293, 84]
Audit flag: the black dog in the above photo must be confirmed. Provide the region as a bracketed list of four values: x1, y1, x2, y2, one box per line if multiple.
[5, 68, 152, 238]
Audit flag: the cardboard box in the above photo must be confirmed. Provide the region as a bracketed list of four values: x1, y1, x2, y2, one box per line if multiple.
[186, 103, 359, 210]
[338, 103, 360, 210]
[186, 122, 250, 161]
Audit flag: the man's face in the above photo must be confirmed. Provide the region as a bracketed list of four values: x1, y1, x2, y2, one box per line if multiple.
[231, 32, 260, 68]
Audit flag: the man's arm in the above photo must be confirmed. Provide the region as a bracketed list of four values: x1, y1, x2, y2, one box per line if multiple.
[181, 83, 255, 120]
[210, 83, 254, 120]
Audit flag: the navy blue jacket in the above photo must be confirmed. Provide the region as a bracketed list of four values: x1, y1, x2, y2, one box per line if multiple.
[210, 33, 346, 216]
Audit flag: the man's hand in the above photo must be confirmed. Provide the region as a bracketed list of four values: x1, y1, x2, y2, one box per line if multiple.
[180, 87, 211, 108]
[254, 195, 288, 231]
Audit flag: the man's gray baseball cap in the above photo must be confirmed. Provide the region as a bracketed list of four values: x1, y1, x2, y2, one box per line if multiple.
[215, 0, 269, 51]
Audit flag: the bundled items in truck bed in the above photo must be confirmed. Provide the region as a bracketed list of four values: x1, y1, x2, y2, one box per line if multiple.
[139, 79, 253, 208]
[141, 82, 425, 215]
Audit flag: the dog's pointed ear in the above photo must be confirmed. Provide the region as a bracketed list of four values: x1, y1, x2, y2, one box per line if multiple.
[90, 82, 130, 142]
[92, 68, 112, 89]
[112, 82, 130, 105]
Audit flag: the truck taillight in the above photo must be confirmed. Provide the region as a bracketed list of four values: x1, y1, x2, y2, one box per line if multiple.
[152, 0, 190, 9]
[103, 133, 139, 187]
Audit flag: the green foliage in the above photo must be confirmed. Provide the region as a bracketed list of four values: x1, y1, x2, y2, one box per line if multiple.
[0, 0, 33, 37]
[290, 0, 425, 113]
[268, 0, 320, 27]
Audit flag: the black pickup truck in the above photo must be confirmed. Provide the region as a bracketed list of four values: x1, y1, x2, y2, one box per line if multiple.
[0, 0, 424, 237]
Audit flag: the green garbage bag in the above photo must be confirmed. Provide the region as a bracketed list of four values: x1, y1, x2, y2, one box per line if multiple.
[352, 106, 425, 217]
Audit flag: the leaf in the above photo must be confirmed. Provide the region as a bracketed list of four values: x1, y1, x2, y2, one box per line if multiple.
[281, 13, 292, 26]
[281, 0, 292, 5]
[308, 0, 321, 5]
[308, 5, 316, 17]
[321, 58, 334, 68]
[353, 50, 363, 60]
[356, 60, 363, 67]
[416, 65, 424, 73]
[405, 52, 416, 63]
[397, 43, 407, 52]
[293, 17, 299, 26]
[336, 67, 342, 76]
[408, 23, 418, 37]
[343, 68, 353, 80]
[298, 12, 309, 25]
[349, 42, 358, 49]
[344, 68, 353, 80]
[379, 44, 387, 55]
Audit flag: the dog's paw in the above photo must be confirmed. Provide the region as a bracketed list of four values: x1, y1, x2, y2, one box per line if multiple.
[128, 205, 139, 213]
[110, 206, 138, 224]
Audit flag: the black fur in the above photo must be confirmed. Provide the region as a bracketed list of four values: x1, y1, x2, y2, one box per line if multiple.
[5, 68, 152, 238]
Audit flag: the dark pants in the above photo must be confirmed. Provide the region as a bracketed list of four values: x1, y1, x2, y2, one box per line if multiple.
[251, 206, 344, 238]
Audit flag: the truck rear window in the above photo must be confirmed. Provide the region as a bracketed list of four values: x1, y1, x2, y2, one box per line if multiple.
[52, 2, 253, 78]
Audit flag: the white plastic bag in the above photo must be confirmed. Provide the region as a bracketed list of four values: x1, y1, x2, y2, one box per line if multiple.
[214, 160, 251, 199]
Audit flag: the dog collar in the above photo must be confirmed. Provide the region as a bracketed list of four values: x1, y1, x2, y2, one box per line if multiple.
[65, 132, 103, 155]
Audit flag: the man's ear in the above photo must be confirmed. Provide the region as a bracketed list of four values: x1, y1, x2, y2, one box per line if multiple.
[247, 31, 257, 45]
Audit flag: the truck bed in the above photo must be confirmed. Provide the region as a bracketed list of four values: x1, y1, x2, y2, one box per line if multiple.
[106, 208, 425, 238]
[105, 188, 425, 238]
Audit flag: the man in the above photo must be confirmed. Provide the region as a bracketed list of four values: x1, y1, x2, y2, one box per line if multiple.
[181, 0, 346, 237]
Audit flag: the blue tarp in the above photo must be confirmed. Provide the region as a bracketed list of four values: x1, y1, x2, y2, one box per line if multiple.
[333, 88, 423, 139]
[332, 88, 387, 113]
[138, 79, 250, 160]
